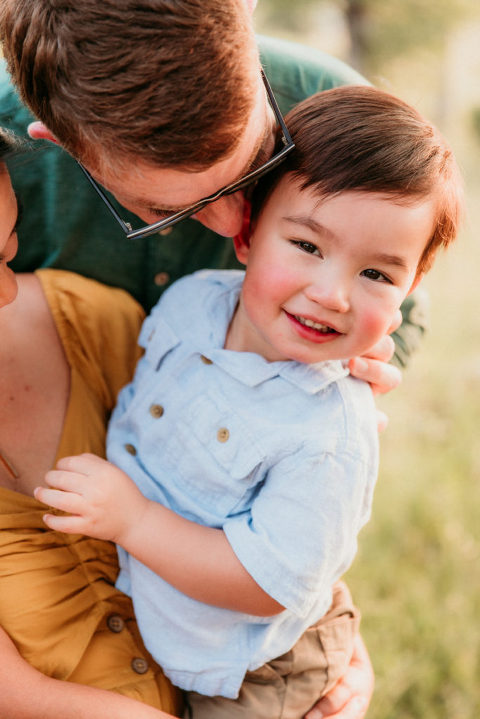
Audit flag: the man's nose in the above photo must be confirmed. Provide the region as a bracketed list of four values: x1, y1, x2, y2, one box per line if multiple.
[305, 275, 350, 313]
[193, 191, 245, 237]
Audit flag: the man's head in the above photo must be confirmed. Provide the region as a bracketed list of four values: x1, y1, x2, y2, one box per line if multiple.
[251, 85, 463, 277]
[228, 87, 463, 364]
[1, 0, 269, 236]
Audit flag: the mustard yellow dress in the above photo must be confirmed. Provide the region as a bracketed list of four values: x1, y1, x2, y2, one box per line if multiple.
[0, 269, 182, 715]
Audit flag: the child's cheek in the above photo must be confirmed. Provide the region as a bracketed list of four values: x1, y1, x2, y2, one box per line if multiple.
[248, 265, 292, 303]
[359, 306, 392, 344]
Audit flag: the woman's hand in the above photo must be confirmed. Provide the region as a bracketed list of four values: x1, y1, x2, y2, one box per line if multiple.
[305, 634, 374, 719]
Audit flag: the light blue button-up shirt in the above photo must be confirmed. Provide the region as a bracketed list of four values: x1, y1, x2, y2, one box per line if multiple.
[108, 270, 379, 698]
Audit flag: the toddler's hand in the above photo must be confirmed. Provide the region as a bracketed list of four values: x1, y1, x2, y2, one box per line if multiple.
[34, 453, 148, 544]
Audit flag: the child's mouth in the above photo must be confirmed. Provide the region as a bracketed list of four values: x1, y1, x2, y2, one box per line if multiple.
[293, 315, 338, 334]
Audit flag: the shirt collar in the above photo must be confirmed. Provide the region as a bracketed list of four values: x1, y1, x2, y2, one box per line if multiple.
[160, 270, 350, 394]
[204, 348, 349, 392]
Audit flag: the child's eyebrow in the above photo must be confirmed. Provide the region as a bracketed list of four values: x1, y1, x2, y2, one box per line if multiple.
[282, 215, 335, 239]
[370, 252, 409, 270]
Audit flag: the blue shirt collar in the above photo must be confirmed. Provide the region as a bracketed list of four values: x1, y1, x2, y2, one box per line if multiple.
[157, 270, 349, 394]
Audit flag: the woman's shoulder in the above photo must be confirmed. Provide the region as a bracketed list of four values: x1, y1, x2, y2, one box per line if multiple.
[35, 268, 145, 343]
[34, 269, 145, 399]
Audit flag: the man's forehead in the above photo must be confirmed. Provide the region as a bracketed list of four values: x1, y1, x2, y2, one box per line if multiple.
[98, 103, 275, 213]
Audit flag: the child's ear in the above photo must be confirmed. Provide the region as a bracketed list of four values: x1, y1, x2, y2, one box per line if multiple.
[232, 202, 254, 265]
[232, 230, 250, 265]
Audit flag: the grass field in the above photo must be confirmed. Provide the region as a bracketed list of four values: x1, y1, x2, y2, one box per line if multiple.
[345, 178, 480, 717]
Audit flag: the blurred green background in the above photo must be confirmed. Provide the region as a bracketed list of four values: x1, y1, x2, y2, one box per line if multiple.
[255, 2, 480, 717]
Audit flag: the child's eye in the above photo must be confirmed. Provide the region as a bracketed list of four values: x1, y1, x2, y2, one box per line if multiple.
[291, 240, 322, 257]
[361, 268, 392, 283]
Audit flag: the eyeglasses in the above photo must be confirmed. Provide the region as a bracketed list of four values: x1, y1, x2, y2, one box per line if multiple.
[76, 70, 295, 240]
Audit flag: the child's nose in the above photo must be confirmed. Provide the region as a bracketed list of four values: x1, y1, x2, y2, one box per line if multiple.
[305, 277, 350, 313]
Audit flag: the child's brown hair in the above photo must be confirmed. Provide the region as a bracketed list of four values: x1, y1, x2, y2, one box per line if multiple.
[252, 85, 463, 276]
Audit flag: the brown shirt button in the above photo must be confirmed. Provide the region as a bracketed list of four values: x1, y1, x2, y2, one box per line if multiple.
[131, 657, 149, 674]
[149, 404, 164, 418]
[124, 443, 137, 456]
[200, 354, 213, 365]
[154, 271, 170, 286]
[107, 614, 125, 633]
[217, 427, 230, 443]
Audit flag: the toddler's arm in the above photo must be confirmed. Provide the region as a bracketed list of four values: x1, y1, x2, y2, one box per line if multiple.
[34, 454, 284, 616]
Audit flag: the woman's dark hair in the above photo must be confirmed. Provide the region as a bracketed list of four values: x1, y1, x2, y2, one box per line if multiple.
[0, 128, 20, 163]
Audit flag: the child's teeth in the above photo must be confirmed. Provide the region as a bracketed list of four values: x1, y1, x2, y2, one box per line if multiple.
[295, 315, 332, 332]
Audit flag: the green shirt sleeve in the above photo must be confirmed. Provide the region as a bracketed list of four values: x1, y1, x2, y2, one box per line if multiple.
[0, 37, 426, 363]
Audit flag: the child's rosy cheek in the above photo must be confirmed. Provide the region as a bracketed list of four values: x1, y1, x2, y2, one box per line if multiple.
[360, 308, 390, 338]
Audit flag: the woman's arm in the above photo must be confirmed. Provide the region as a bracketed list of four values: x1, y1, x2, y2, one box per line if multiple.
[0, 626, 176, 719]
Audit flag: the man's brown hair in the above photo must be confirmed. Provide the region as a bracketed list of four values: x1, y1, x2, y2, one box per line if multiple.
[1, 0, 259, 171]
[252, 85, 463, 276]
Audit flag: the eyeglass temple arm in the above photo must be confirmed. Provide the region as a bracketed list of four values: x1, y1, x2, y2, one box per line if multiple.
[260, 69, 293, 146]
[76, 161, 133, 233]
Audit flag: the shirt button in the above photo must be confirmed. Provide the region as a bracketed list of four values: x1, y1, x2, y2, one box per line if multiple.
[200, 354, 213, 365]
[149, 404, 164, 418]
[124, 443, 137, 456]
[131, 657, 149, 674]
[154, 271, 170, 286]
[107, 614, 125, 633]
[217, 427, 230, 443]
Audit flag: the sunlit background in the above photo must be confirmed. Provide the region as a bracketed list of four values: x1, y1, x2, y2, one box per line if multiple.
[255, 2, 480, 717]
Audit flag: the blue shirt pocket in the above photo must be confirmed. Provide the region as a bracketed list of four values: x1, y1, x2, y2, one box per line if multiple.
[167, 392, 267, 521]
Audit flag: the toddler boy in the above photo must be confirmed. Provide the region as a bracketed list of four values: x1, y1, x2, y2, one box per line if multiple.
[36, 85, 463, 718]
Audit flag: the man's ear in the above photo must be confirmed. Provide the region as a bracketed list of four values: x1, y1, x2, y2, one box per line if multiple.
[27, 122, 59, 144]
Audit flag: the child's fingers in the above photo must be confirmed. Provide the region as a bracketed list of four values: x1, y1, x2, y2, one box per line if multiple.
[56, 453, 107, 474]
[44, 469, 87, 493]
[42, 513, 87, 534]
[34, 486, 83, 514]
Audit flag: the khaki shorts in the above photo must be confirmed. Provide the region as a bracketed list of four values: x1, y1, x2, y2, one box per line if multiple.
[184, 581, 360, 719]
